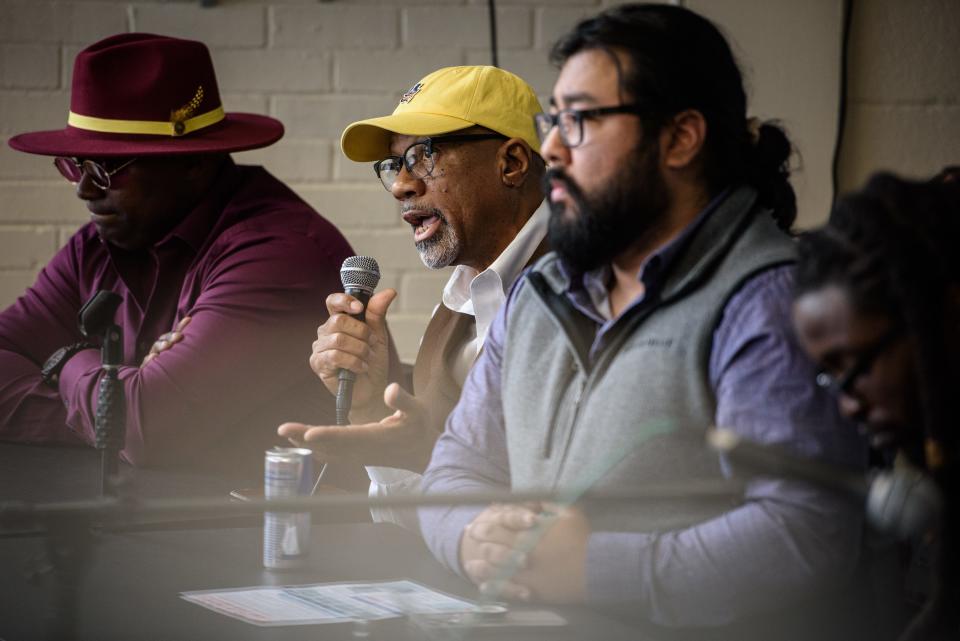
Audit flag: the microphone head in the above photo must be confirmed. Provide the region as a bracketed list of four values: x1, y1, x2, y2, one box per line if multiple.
[340, 256, 381, 295]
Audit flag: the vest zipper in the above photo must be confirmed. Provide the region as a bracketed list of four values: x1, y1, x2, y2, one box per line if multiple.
[550, 374, 589, 479]
[543, 368, 587, 460]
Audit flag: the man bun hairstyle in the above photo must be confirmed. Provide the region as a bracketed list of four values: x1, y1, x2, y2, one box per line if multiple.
[550, 3, 796, 230]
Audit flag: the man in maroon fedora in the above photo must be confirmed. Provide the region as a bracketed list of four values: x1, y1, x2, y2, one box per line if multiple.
[0, 33, 356, 475]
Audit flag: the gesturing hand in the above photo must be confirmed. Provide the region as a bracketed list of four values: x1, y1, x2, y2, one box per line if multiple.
[277, 382, 441, 472]
[309, 289, 397, 422]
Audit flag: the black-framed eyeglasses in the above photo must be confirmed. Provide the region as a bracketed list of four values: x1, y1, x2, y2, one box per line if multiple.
[373, 133, 505, 191]
[53, 157, 137, 190]
[534, 104, 645, 148]
[815, 325, 903, 396]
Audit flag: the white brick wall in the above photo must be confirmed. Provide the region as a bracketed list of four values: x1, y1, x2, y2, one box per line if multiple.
[0, 2, 129, 45]
[838, 0, 960, 190]
[0, 182, 81, 224]
[335, 48, 465, 92]
[213, 49, 332, 92]
[273, 5, 400, 49]
[0, 93, 71, 135]
[0, 227, 58, 268]
[0, 44, 61, 89]
[687, 0, 842, 229]
[402, 7, 533, 49]
[132, 4, 267, 48]
[0, 0, 956, 362]
[236, 139, 334, 182]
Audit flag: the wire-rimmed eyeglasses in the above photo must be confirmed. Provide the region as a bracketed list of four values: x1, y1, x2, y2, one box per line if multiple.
[373, 134, 505, 191]
[815, 325, 903, 396]
[53, 157, 137, 190]
[534, 104, 645, 148]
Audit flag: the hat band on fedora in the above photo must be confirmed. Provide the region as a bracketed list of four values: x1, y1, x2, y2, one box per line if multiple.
[67, 106, 226, 138]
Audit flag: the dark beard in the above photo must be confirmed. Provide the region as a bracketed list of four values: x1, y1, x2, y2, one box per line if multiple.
[544, 141, 669, 273]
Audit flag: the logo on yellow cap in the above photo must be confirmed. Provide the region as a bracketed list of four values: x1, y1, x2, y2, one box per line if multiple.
[399, 82, 423, 104]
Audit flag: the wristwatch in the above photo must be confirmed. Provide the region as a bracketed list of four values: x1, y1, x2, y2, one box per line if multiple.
[41, 342, 96, 389]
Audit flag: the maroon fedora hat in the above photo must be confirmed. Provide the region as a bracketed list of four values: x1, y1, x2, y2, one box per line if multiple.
[8, 33, 283, 157]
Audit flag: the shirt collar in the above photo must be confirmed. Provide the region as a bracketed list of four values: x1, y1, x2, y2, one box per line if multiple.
[442, 201, 549, 345]
[156, 158, 241, 253]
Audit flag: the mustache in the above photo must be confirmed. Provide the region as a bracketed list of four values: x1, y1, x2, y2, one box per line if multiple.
[542, 167, 586, 203]
[542, 167, 569, 193]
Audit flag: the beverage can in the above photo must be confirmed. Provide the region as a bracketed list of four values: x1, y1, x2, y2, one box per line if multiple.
[263, 447, 313, 569]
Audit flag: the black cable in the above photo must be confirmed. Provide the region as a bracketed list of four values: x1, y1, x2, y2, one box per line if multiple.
[831, 0, 854, 204]
[488, 0, 499, 68]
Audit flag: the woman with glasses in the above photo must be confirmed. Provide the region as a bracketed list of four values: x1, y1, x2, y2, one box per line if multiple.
[792, 172, 960, 640]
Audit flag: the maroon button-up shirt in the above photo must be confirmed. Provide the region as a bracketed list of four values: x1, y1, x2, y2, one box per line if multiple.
[0, 161, 353, 472]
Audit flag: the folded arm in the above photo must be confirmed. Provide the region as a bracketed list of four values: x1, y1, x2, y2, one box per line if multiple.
[1, 227, 347, 466]
[65, 231, 345, 466]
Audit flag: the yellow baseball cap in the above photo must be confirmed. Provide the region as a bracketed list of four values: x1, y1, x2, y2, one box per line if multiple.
[340, 65, 543, 162]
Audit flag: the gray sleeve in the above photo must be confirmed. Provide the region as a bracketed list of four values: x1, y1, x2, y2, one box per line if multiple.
[418, 285, 514, 576]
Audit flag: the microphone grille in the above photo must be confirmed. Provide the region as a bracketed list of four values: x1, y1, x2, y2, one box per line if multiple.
[340, 256, 381, 294]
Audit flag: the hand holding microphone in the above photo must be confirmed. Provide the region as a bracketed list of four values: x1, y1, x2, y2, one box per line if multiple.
[309, 257, 395, 424]
[282, 256, 444, 472]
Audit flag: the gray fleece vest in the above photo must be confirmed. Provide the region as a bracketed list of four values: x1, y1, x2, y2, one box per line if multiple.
[501, 186, 796, 532]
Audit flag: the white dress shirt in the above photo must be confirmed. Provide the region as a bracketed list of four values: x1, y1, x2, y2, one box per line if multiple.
[366, 203, 549, 530]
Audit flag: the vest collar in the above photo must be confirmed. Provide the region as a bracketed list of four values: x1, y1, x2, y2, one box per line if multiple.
[536, 185, 764, 302]
[657, 185, 762, 303]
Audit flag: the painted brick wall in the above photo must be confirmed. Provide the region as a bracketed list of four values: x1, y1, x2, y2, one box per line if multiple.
[0, 0, 953, 361]
[838, 0, 960, 191]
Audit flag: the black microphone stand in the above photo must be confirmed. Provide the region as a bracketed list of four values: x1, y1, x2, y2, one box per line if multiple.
[78, 290, 125, 498]
[26, 291, 126, 639]
[94, 323, 125, 497]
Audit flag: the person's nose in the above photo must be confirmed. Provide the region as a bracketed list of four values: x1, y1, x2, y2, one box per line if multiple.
[390, 166, 426, 201]
[540, 123, 570, 169]
[75, 170, 104, 201]
[837, 391, 866, 422]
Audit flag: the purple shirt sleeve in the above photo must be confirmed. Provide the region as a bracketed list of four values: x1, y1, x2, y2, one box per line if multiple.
[59, 230, 342, 466]
[419, 279, 518, 574]
[0, 224, 346, 467]
[420, 266, 868, 625]
[0, 237, 91, 445]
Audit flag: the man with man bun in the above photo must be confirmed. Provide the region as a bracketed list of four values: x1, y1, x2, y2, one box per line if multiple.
[420, 5, 871, 639]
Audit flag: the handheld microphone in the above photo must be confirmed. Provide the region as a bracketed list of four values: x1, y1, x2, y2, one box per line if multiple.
[708, 428, 942, 540]
[336, 256, 381, 426]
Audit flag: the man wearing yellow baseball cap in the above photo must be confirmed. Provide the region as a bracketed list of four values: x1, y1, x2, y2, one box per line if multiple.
[280, 66, 547, 529]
